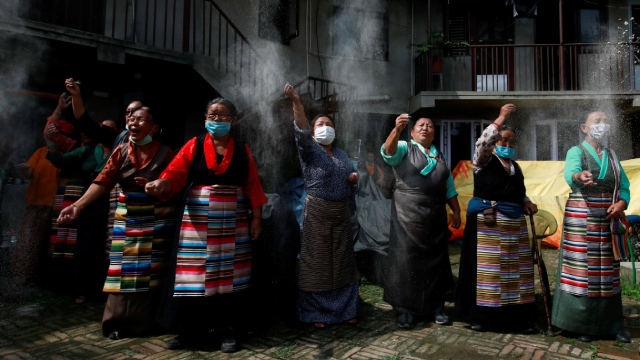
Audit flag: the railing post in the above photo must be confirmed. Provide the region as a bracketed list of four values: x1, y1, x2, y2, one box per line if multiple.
[182, 0, 191, 52]
[558, 0, 565, 90]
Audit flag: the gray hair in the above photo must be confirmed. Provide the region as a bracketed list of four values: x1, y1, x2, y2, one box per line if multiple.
[205, 98, 238, 117]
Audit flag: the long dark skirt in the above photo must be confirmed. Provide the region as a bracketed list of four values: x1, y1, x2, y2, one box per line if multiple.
[102, 292, 162, 337]
[454, 211, 536, 329]
[75, 193, 110, 299]
[383, 190, 452, 316]
[13, 205, 52, 281]
[156, 243, 252, 333]
[551, 238, 624, 336]
[297, 280, 360, 324]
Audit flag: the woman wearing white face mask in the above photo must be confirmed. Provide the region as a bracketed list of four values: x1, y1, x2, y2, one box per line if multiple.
[57, 107, 176, 341]
[284, 83, 360, 328]
[552, 111, 631, 344]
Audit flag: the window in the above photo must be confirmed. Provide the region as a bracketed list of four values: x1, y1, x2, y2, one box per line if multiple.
[531, 121, 580, 161]
[259, 0, 299, 44]
[448, 8, 470, 56]
[331, 6, 389, 61]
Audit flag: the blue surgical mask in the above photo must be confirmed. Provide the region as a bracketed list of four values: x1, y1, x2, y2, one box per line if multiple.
[129, 125, 155, 146]
[205, 121, 231, 137]
[495, 145, 515, 159]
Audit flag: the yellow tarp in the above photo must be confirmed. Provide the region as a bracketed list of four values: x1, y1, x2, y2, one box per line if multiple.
[448, 159, 640, 248]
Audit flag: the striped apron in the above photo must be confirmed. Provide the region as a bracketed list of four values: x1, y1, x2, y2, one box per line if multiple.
[475, 211, 535, 307]
[50, 179, 84, 258]
[103, 191, 175, 293]
[173, 185, 251, 296]
[105, 184, 121, 259]
[559, 192, 620, 297]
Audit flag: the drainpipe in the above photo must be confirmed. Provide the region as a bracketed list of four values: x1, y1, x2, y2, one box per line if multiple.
[559, 0, 565, 90]
[410, 0, 414, 97]
[306, 0, 310, 79]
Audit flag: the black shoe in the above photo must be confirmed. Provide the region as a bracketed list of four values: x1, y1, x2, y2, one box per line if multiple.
[108, 331, 120, 340]
[167, 335, 189, 350]
[616, 331, 631, 343]
[435, 312, 450, 325]
[471, 323, 484, 332]
[220, 332, 237, 353]
[578, 335, 592, 343]
[397, 312, 414, 329]
[521, 326, 537, 335]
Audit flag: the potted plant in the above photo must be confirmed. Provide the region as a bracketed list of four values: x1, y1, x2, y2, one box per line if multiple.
[412, 32, 469, 72]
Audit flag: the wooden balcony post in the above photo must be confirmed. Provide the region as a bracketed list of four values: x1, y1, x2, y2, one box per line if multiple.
[558, 0, 565, 90]
[182, 0, 191, 53]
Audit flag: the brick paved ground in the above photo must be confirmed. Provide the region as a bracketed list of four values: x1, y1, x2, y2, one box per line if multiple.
[2, 248, 640, 360]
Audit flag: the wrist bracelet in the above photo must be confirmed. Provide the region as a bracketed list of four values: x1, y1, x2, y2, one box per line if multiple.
[293, 105, 304, 113]
[71, 204, 81, 212]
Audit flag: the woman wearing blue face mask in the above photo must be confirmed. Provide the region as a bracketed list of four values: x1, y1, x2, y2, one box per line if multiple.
[57, 107, 176, 341]
[283, 83, 360, 329]
[454, 104, 539, 334]
[551, 111, 631, 344]
[146, 98, 267, 352]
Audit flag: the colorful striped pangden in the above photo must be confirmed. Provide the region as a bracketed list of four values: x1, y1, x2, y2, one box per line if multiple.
[476, 211, 535, 307]
[173, 185, 251, 297]
[105, 184, 121, 259]
[103, 191, 175, 293]
[50, 180, 84, 258]
[560, 192, 620, 297]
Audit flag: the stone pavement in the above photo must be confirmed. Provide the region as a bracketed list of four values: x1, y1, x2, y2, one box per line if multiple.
[1, 293, 640, 360]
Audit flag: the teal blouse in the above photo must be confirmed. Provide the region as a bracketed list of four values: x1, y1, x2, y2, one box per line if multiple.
[564, 140, 630, 207]
[381, 139, 458, 200]
[47, 145, 110, 182]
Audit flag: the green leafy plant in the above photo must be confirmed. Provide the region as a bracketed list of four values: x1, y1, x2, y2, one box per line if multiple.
[412, 31, 469, 55]
[272, 345, 297, 359]
[621, 276, 640, 301]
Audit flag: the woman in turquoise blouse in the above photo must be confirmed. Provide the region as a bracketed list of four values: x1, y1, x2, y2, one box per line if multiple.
[46, 120, 116, 303]
[381, 115, 460, 328]
[552, 111, 631, 343]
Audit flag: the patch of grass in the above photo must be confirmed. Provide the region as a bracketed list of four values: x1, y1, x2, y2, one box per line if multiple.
[564, 338, 576, 345]
[613, 341, 628, 350]
[590, 343, 599, 360]
[380, 355, 402, 360]
[347, 339, 361, 347]
[621, 276, 640, 301]
[271, 345, 297, 360]
[359, 279, 384, 303]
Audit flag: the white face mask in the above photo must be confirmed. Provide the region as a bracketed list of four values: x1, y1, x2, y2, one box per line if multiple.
[314, 126, 335, 145]
[588, 123, 610, 147]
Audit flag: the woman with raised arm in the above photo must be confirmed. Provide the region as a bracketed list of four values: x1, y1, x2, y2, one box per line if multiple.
[46, 119, 116, 304]
[146, 98, 267, 353]
[454, 104, 539, 334]
[551, 111, 631, 343]
[57, 106, 175, 340]
[283, 83, 360, 329]
[381, 115, 461, 329]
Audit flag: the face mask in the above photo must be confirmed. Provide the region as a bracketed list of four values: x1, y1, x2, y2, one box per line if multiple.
[129, 125, 156, 146]
[314, 126, 335, 145]
[495, 145, 515, 159]
[587, 124, 610, 147]
[205, 121, 231, 137]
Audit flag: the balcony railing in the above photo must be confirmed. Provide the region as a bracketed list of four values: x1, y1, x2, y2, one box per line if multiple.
[415, 43, 640, 93]
[17, 0, 267, 96]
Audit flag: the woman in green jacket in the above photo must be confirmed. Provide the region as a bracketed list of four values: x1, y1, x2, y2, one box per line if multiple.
[46, 120, 117, 303]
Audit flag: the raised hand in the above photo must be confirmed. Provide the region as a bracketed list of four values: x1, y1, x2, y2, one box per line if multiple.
[44, 124, 59, 142]
[395, 114, 410, 132]
[58, 205, 80, 225]
[284, 83, 301, 104]
[65, 78, 81, 97]
[348, 172, 359, 184]
[58, 93, 72, 110]
[499, 104, 516, 119]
